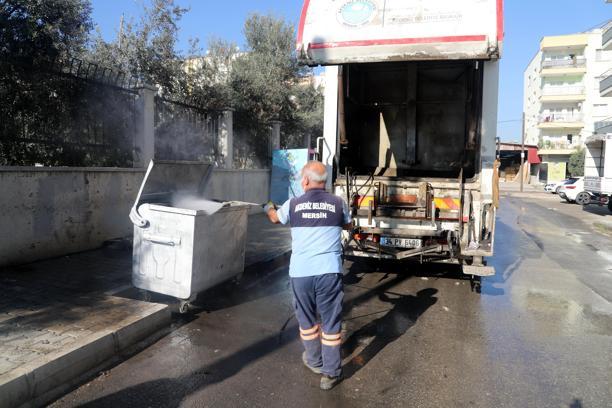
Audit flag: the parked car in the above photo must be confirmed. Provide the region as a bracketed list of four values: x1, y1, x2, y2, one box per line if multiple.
[545, 178, 577, 194]
[558, 177, 590, 204]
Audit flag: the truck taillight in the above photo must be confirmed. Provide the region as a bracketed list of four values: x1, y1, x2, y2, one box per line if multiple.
[565, 186, 576, 190]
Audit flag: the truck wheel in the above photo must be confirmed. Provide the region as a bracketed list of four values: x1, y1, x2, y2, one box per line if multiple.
[608, 199, 612, 213]
[576, 192, 590, 206]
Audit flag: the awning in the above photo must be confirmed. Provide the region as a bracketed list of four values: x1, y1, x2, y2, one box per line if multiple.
[528, 147, 541, 164]
[297, 0, 504, 66]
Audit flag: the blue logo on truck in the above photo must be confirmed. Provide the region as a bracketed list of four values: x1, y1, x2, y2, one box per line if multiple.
[338, 0, 377, 27]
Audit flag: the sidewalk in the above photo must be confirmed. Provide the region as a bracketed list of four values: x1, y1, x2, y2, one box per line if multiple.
[0, 213, 291, 408]
[499, 180, 544, 194]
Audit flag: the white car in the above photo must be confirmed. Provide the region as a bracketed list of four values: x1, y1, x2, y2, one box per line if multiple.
[558, 177, 591, 204]
[545, 178, 576, 194]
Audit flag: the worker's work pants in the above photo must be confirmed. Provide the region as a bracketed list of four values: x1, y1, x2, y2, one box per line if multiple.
[291, 273, 343, 378]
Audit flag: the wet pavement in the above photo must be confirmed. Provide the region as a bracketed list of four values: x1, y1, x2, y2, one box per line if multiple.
[51, 194, 612, 408]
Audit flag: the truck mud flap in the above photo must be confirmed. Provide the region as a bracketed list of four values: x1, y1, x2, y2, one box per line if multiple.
[462, 264, 495, 277]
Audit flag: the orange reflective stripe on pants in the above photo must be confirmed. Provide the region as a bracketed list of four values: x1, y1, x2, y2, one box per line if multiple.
[321, 332, 341, 346]
[300, 325, 320, 341]
[300, 325, 320, 336]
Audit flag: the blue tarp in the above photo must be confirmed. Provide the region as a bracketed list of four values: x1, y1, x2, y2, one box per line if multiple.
[271, 149, 309, 204]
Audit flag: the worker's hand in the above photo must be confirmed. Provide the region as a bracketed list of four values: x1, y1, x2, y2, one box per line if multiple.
[262, 200, 276, 214]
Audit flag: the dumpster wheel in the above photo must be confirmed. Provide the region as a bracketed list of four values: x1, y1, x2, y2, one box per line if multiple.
[140, 289, 151, 302]
[179, 300, 191, 314]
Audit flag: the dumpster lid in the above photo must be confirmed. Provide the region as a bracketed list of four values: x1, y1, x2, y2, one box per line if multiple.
[297, 0, 504, 65]
[130, 160, 214, 227]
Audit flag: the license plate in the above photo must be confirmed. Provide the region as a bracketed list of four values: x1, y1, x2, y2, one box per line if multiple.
[380, 237, 422, 249]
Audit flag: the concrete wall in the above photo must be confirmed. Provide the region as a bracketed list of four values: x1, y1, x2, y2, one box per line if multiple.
[204, 169, 270, 205]
[0, 167, 270, 267]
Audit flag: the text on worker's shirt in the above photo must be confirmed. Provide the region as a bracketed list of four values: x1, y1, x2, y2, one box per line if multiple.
[294, 202, 337, 213]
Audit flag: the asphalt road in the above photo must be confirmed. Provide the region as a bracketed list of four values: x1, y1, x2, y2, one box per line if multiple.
[52, 193, 612, 408]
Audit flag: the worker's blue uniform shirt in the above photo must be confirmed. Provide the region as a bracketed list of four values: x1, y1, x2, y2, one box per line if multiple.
[276, 188, 350, 278]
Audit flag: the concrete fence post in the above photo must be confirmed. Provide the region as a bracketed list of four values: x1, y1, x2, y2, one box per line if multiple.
[134, 85, 157, 167]
[270, 120, 282, 158]
[303, 134, 312, 150]
[218, 109, 234, 169]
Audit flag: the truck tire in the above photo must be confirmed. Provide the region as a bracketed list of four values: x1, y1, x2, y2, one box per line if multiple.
[608, 199, 612, 213]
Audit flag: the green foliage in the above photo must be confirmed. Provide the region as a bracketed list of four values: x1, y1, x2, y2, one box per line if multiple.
[89, 0, 189, 98]
[0, 0, 92, 66]
[568, 148, 585, 177]
[230, 13, 323, 163]
[0, 0, 103, 166]
[1, 1, 324, 167]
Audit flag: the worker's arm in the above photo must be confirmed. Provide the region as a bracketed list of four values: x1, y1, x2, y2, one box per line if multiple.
[264, 200, 290, 225]
[266, 208, 281, 224]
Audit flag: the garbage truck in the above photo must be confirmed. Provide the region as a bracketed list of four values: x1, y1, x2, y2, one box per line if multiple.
[297, 0, 504, 278]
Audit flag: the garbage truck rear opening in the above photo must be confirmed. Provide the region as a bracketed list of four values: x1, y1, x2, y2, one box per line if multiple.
[298, 0, 503, 277]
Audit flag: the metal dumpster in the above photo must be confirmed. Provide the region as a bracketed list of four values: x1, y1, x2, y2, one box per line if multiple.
[129, 160, 249, 312]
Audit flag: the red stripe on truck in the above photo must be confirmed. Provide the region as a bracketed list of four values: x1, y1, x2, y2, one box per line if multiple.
[309, 35, 488, 50]
[497, 0, 504, 41]
[296, 0, 310, 46]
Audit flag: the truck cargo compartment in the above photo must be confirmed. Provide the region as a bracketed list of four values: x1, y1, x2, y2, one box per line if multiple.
[338, 60, 483, 180]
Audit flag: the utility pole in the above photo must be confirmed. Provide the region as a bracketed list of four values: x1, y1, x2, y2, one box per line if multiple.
[520, 112, 526, 193]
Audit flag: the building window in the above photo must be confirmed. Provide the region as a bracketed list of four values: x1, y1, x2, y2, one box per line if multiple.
[567, 134, 573, 144]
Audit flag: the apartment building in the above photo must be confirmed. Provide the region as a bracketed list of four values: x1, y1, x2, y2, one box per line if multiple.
[524, 25, 612, 182]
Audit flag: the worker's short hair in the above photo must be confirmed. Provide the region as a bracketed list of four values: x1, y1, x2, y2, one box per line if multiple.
[302, 161, 328, 183]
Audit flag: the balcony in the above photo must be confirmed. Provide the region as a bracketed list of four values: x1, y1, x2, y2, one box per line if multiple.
[600, 69, 612, 97]
[538, 113, 584, 129]
[604, 21, 612, 50]
[541, 57, 587, 76]
[541, 34, 589, 50]
[540, 85, 586, 102]
[595, 117, 612, 134]
[538, 140, 581, 156]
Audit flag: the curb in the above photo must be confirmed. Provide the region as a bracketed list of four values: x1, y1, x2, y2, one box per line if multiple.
[0, 303, 170, 408]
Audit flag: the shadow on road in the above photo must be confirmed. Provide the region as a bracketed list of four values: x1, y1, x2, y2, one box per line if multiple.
[341, 288, 438, 380]
[76, 265, 441, 407]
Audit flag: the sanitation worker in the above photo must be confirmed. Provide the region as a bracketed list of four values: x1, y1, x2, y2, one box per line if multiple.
[264, 160, 352, 390]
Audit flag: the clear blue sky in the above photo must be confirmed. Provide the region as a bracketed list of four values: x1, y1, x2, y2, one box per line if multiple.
[91, 0, 611, 142]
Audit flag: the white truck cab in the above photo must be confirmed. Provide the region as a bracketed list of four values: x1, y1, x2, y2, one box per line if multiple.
[298, 0, 504, 278]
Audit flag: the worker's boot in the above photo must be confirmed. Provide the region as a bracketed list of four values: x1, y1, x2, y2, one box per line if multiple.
[302, 352, 322, 374]
[320, 374, 342, 390]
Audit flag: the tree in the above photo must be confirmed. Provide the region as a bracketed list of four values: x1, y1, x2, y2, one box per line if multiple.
[229, 13, 323, 166]
[568, 148, 585, 177]
[0, 0, 92, 67]
[0, 0, 94, 165]
[89, 0, 189, 98]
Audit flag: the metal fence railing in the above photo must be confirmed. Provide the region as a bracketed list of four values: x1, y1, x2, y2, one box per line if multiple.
[0, 59, 140, 167]
[154, 97, 219, 164]
[541, 85, 585, 96]
[541, 57, 586, 69]
[539, 113, 584, 123]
